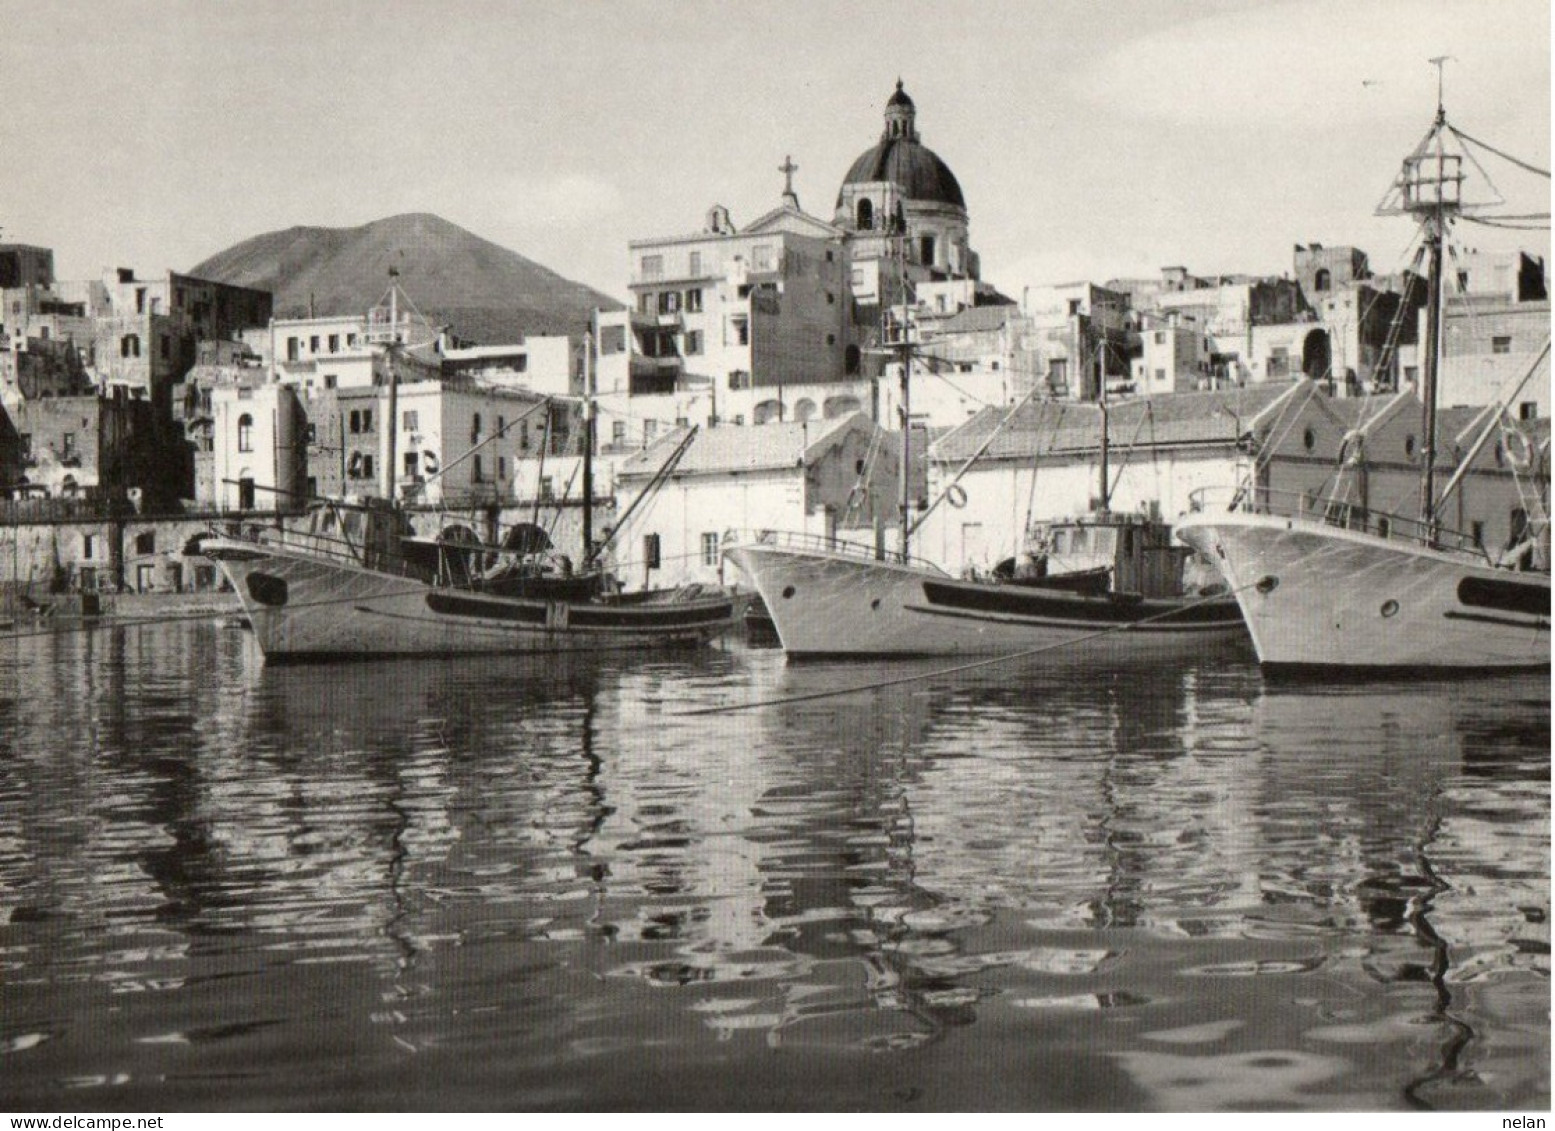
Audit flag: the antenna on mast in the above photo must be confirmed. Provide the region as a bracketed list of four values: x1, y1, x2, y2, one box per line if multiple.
[1429, 55, 1454, 123]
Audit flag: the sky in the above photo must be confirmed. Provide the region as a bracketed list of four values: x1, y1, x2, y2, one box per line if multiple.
[1, 0, 1548, 303]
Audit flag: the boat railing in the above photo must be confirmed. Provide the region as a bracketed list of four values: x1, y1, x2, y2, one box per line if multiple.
[1187, 486, 1495, 563]
[209, 522, 434, 579]
[723, 528, 950, 574]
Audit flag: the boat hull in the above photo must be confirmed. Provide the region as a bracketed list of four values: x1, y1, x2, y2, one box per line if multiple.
[724, 542, 1248, 659]
[205, 538, 734, 661]
[1175, 512, 1551, 671]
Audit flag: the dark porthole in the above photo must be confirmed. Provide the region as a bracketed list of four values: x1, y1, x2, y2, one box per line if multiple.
[1380, 599, 1399, 618]
[781, 585, 796, 599]
[1255, 575, 1279, 594]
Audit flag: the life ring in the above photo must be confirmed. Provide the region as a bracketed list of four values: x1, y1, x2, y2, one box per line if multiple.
[945, 484, 968, 509]
[422, 450, 440, 475]
[1504, 430, 1533, 471]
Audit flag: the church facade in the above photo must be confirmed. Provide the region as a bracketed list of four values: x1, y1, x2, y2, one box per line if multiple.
[595, 81, 985, 444]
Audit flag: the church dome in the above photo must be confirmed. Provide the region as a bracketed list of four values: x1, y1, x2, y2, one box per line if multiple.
[837, 81, 965, 211]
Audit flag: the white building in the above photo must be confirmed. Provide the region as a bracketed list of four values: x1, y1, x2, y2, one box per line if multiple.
[210, 383, 307, 511]
[613, 414, 898, 591]
[916, 382, 1308, 576]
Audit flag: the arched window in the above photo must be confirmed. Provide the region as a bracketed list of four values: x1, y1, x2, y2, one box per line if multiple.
[856, 199, 874, 231]
[237, 413, 253, 453]
[1314, 268, 1332, 292]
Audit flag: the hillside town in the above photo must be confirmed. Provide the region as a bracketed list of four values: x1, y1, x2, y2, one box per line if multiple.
[0, 81, 1548, 608]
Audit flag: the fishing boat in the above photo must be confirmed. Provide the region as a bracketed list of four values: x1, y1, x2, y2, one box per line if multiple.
[725, 278, 1246, 660]
[1175, 68, 1551, 673]
[205, 323, 734, 661]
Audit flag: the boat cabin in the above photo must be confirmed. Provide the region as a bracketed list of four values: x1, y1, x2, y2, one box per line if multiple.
[1008, 511, 1195, 599]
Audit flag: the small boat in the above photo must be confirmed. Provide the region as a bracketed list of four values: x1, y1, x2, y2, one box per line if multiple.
[204, 498, 734, 662]
[1176, 70, 1550, 673]
[206, 321, 734, 662]
[727, 505, 1245, 659]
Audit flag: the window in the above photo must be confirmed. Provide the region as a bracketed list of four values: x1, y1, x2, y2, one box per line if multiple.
[730, 317, 749, 346]
[323, 374, 337, 390]
[612, 420, 627, 446]
[752, 245, 774, 271]
[238, 414, 254, 452]
[1492, 335, 1512, 354]
[328, 334, 340, 353]
[686, 288, 703, 313]
[82, 534, 94, 560]
[514, 355, 527, 372]
[471, 412, 482, 442]
[686, 330, 703, 355]
[919, 235, 935, 264]
[362, 409, 372, 432]
[306, 423, 317, 443]
[498, 456, 507, 480]
[404, 451, 419, 477]
[857, 199, 874, 230]
[403, 410, 418, 431]
[309, 335, 320, 353]
[600, 325, 626, 354]
[689, 252, 702, 276]
[1314, 268, 1332, 292]
[659, 291, 679, 315]
[1155, 368, 1167, 383]
[61, 432, 76, 458]
[642, 255, 663, 280]
[639, 292, 653, 314]
[540, 476, 554, 500]
[347, 333, 359, 347]
[1519, 401, 1538, 421]
[701, 532, 720, 567]
[287, 337, 300, 361]
[120, 334, 140, 358]
[1154, 331, 1166, 345]
[361, 454, 374, 479]
[349, 410, 361, 434]
[825, 333, 836, 346]
[520, 421, 530, 450]
[472, 454, 483, 483]
[1471, 520, 1485, 549]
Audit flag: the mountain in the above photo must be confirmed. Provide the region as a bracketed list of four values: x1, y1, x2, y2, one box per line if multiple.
[189, 213, 623, 344]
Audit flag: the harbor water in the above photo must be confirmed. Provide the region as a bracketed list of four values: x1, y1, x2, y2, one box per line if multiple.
[0, 622, 1547, 1111]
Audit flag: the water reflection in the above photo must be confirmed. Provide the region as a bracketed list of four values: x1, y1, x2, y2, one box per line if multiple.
[0, 626, 1545, 1111]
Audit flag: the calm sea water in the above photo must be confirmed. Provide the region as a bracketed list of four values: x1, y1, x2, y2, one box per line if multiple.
[0, 622, 1547, 1112]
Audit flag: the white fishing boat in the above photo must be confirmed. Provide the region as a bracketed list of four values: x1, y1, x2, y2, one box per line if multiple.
[725, 274, 1245, 660]
[206, 319, 734, 661]
[1176, 69, 1551, 673]
[203, 499, 733, 662]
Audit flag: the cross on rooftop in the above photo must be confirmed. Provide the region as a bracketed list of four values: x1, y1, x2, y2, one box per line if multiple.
[779, 155, 798, 198]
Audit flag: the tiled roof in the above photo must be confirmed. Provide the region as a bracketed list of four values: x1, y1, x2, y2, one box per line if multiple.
[616, 413, 869, 478]
[930, 381, 1307, 463]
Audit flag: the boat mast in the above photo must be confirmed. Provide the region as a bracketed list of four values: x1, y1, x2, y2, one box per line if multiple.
[581, 324, 595, 564]
[1096, 337, 1110, 512]
[1419, 58, 1453, 535]
[385, 283, 399, 505]
[897, 226, 912, 560]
